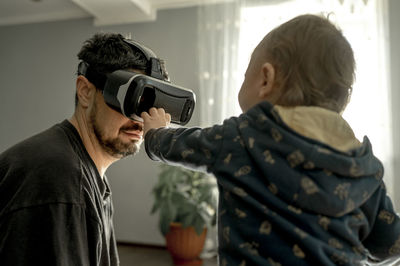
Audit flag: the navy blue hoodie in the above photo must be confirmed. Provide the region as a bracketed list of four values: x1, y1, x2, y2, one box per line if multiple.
[145, 101, 400, 265]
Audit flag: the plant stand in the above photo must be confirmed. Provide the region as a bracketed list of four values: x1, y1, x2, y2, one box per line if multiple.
[166, 223, 207, 266]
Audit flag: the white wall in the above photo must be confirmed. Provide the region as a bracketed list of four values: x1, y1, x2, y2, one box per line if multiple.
[0, 7, 199, 246]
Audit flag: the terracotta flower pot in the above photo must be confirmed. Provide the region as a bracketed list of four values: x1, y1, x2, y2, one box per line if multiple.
[165, 222, 208, 266]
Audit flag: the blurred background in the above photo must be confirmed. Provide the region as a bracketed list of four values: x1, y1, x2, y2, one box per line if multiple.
[0, 0, 399, 261]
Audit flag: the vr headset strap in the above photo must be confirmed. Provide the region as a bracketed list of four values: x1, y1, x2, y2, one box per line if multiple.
[78, 61, 107, 90]
[123, 39, 167, 81]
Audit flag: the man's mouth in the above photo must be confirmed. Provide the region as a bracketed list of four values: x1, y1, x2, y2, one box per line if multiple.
[120, 121, 143, 140]
[121, 130, 143, 140]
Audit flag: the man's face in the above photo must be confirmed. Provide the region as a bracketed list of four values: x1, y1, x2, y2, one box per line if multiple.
[89, 91, 143, 158]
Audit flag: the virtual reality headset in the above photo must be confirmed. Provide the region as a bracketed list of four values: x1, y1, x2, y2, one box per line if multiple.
[77, 39, 196, 125]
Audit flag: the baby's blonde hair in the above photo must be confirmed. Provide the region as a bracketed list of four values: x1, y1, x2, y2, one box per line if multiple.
[259, 14, 355, 113]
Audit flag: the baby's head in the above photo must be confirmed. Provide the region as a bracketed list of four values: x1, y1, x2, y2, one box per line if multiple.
[239, 14, 355, 113]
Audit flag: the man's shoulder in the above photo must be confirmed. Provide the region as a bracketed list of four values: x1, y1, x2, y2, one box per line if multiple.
[1, 121, 82, 168]
[0, 122, 88, 215]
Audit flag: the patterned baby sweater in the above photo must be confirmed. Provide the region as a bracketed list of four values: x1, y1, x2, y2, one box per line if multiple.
[145, 101, 400, 265]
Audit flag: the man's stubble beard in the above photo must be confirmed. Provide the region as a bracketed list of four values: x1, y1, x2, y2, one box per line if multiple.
[89, 100, 142, 158]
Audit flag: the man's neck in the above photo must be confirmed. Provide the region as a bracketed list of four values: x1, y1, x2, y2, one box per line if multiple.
[69, 112, 118, 178]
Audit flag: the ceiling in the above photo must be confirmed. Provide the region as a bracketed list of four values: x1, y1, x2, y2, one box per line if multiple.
[0, 0, 226, 26]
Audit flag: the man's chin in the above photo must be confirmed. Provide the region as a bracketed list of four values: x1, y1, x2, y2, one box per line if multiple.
[116, 143, 142, 158]
[101, 139, 142, 158]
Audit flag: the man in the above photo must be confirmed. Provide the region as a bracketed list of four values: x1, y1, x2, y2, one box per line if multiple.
[0, 33, 164, 265]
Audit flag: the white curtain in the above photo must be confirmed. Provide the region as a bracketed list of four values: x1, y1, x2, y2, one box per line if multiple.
[197, 1, 243, 126]
[328, 0, 394, 201]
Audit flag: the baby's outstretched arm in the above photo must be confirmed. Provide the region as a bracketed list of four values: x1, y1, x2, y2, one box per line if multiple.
[141, 107, 225, 172]
[141, 107, 171, 136]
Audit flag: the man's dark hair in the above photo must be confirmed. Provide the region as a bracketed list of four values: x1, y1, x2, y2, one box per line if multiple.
[75, 32, 148, 106]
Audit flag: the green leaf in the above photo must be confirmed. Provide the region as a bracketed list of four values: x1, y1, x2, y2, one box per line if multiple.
[181, 212, 195, 228]
[193, 213, 206, 235]
[167, 201, 177, 223]
[159, 207, 169, 235]
[160, 216, 170, 236]
[150, 202, 159, 214]
[158, 199, 178, 236]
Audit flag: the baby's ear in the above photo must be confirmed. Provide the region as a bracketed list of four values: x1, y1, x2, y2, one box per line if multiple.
[259, 62, 276, 98]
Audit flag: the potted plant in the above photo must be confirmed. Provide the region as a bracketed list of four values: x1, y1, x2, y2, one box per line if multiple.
[151, 164, 218, 265]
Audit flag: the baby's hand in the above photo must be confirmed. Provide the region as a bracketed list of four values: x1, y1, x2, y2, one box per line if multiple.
[141, 107, 171, 136]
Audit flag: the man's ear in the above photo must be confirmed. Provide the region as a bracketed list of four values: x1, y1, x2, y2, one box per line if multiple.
[76, 76, 96, 108]
[259, 62, 276, 98]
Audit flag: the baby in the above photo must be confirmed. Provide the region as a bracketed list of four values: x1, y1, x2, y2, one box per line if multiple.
[141, 14, 400, 265]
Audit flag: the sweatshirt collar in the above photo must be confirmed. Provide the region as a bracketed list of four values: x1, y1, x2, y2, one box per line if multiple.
[273, 105, 361, 153]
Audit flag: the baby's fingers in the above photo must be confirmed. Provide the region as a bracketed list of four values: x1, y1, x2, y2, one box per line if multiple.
[140, 111, 151, 120]
[148, 107, 159, 116]
[166, 113, 171, 124]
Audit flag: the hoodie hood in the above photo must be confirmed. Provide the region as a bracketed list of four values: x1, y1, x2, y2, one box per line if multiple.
[273, 105, 361, 153]
[240, 101, 384, 217]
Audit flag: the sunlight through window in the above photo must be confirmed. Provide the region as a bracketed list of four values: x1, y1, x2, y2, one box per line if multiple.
[236, 0, 393, 192]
